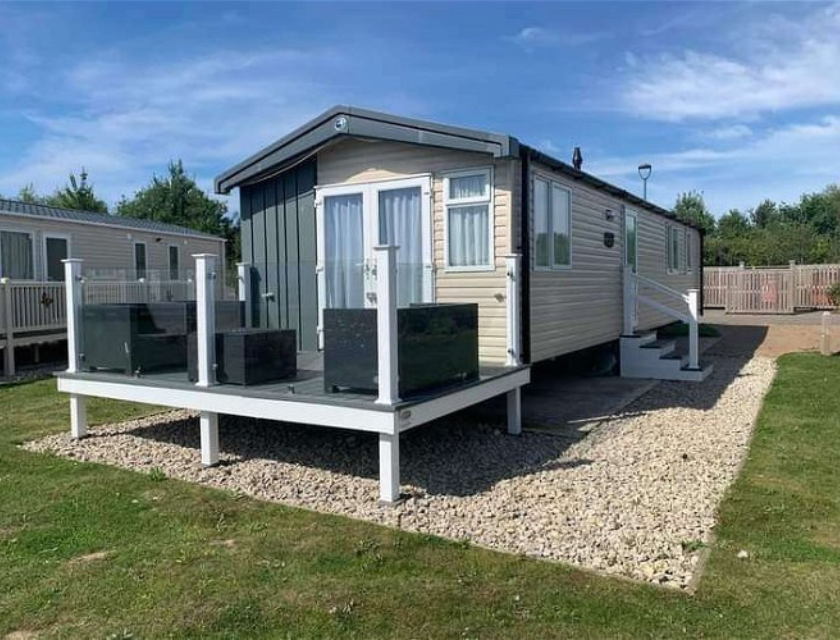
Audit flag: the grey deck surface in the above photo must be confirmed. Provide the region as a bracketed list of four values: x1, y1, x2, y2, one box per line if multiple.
[60, 351, 525, 413]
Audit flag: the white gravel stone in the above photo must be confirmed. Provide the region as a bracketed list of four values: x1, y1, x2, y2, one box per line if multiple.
[23, 354, 775, 589]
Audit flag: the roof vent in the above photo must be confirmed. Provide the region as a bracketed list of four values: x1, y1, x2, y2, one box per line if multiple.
[334, 116, 349, 132]
[572, 147, 583, 170]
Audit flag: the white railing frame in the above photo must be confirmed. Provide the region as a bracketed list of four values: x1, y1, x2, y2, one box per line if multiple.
[624, 266, 700, 370]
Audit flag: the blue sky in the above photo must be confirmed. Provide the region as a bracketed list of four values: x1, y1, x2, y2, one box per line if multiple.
[1, 1, 839, 217]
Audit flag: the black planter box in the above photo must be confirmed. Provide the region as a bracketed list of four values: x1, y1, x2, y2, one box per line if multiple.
[81, 301, 245, 374]
[323, 303, 479, 397]
[188, 329, 297, 385]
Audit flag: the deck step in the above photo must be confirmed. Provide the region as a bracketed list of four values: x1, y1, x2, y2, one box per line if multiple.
[619, 332, 711, 382]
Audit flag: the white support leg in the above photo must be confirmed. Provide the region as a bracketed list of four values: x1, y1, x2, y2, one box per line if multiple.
[687, 288, 700, 370]
[2, 278, 15, 377]
[200, 411, 219, 467]
[193, 253, 217, 387]
[70, 394, 87, 439]
[506, 388, 522, 436]
[374, 245, 400, 405]
[378, 432, 400, 504]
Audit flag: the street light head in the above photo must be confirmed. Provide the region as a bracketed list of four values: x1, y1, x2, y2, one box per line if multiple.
[638, 163, 652, 180]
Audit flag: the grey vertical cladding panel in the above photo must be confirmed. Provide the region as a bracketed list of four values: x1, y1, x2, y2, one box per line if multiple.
[250, 187, 268, 328]
[296, 160, 318, 351]
[239, 159, 318, 351]
[264, 181, 280, 329]
[284, 171, 301, 341]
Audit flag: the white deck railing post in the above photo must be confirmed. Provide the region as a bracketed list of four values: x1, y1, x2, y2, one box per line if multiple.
[374, 245, 399, 405]
[505, 254, 522, 366]
[237, 262, 253, 328]
[63, 259, 84, 374]
[687, 288, 700, 370]
[193, 254, 217, 388]
[623, 265, 636, 335]
[2, 278, 14, 377]
[63, 258, 87, 438]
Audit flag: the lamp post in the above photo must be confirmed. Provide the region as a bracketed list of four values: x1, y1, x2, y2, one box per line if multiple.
[638, 163, 652, 201]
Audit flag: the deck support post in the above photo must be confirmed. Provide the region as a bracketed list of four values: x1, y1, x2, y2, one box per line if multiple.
[378, 432, 400, 503]
[506, 388, 522, 435]
[69, 393, 87, 439]
[505, 254, 522, 366]
[687, 288, 700, 369]
[237, 262, 253, 329]
[63, 258, 84, 373]
[821, 311, 832, 356]
[622, 265, 636, 336]
[199, 411, 219, 467]
[193, 254, 217, 388]
[2, 278, 14, 377]
[374, 245, 400, 406]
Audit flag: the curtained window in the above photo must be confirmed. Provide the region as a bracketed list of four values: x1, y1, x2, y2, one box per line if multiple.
[445, 169, 492, 269]
[325, 193, 365, 308]
[0, 230, 34, 279]
[379, 186, 423, 306]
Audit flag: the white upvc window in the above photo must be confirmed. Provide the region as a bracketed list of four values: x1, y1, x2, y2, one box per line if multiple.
[168, 244, 180, 281]
[443, 167, 494, 271]
[0, 229, 35, 280]
[667, 226, 680, 274]
[134, 241, 147, 280]
[625, 209, 638, 274]
[685, 229, 692, 273]
[533, 176, 572, 270]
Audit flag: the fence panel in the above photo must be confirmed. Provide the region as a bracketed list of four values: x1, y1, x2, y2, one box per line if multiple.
[706, 264, 840, 314]
[5, 282, 67, 332]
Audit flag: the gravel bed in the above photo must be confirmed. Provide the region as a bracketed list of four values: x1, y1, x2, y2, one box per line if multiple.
[24, 354, 775, 588]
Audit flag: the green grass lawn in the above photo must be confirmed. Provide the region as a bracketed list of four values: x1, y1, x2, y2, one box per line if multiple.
[2, 355, 839, 638]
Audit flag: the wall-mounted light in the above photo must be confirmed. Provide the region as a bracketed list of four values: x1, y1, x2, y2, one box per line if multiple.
[605, 208, 616, 221]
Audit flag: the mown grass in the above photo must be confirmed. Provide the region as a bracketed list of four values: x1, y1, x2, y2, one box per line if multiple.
[1, 355, 839, 637]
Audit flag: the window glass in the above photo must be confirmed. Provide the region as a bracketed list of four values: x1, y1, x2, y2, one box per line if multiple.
[134, 243, 147, 280]
[668, 227, 679, 272]
[169, 245, 180, 280]
[625, 212, 637, 273]
[551, 184, 571, 267]
[445, 170, 492, 269]
[0, 231, 34, 279]
[448, 174, 488, 200]
[534, 178, 549, 267]
[45, 237, 68, 281]
[685, 230, 692, 271]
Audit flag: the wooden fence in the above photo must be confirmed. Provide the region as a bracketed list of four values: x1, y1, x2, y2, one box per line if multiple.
[704, 263, 840, 314]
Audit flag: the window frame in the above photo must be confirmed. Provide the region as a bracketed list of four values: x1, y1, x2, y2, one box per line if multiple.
[133, 241, 148, 280]
[442, 166, 495, 273]
[667, 226, 680, 275]
[0, 226, 36, 281]
[168, 243, 180, 281]
[624, 209, 638, 274]
[532, 173, 573, 271]
[684, 229, 693, 273]
[42, 233, 72, 282]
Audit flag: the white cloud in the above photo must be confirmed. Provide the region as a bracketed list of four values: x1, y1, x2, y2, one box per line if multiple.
[508, 26, 611, 51]
[622, 3, 840, 121]
[587, 115, 840, 214]
[705, 124, 753, 141]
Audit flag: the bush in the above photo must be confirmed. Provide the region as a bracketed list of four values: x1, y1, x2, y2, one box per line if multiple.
[829, 282, 840, 307]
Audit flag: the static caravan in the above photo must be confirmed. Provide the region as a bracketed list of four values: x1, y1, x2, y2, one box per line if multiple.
[0, 199, 227, 282]
[215, 106, 709, 381]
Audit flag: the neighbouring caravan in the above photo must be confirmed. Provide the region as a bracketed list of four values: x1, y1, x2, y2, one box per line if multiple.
[216, 106, 709, 380]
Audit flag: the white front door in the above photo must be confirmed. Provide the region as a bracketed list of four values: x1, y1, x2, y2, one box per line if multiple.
[316, 176, 433, 345]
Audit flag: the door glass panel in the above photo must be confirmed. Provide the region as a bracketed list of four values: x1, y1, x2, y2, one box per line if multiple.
[45, 237, 68, 281]
[378, 186, 423, 306]
[325, 193, 365, 308]
[625, 213, 637, 273]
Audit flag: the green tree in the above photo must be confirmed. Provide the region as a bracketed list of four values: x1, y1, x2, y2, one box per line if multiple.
[116, 160, 240, 266]
[749, 199, 778, 228]
[17, 184, 43, 203]
[716, 209, 751, 237]
[44, 169, 108, 213]
[673, 191, 715, 232]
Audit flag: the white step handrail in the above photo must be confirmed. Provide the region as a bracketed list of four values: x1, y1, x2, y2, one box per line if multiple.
[624, 266, 700, 370]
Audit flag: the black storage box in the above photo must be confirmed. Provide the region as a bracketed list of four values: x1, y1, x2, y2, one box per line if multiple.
[188, 328, 297, 385]
[323, 303, 479, 397]
[81, 301, 245, 374]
